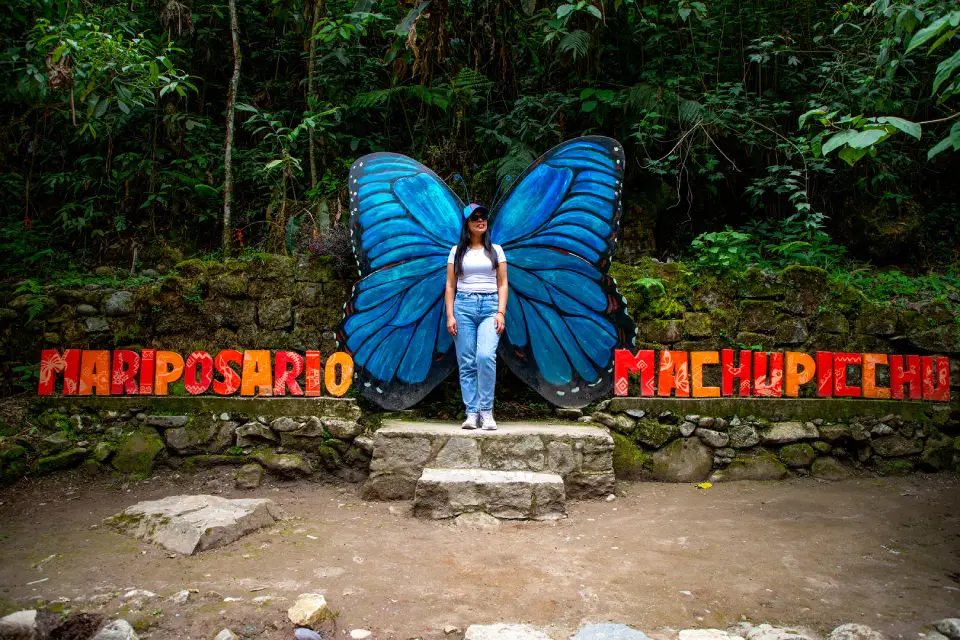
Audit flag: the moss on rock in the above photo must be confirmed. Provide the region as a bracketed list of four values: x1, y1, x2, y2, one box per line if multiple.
[612, 432, 650, 478]
[633, 419, 678, 448]
[112, 428, 165, 475]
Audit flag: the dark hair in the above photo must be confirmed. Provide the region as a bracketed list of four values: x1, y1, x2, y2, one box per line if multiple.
[453, 206, 498, 279]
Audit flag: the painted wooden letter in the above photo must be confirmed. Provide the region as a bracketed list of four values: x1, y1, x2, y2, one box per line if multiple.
[274, 351, 305, 396]
[614, 349, 654, 396]
[721, 349, 752, 396]
[657, 351, 690, 397]
[890, 354, 921, 400]
[305, 351, 322, 397]
[111, 350, 140, 395]
[862, 353, 890, 399]
[184, 351, 213, 395]
[816, 352, 833, 397]
[38, 349, 79, 396]
[79, 350, 110, 396]
[690, 351, 720, 398]
[833, 352, 862, 397]
[325, 352, 354, 397]
[213, 350, 243, 395]
[154, 351, 185, 395]
[921, 356, 950, 402]
[241, 350, 273, 396]
[785, 352, 816, 397]
[753, 352, 784, 397]
[140, 349, 156, 395]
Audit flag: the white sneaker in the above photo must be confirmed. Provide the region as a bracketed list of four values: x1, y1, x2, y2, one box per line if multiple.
[461, 413, 480, 429]
[480, 410, 497, 430]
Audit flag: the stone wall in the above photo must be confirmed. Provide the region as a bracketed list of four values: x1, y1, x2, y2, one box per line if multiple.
[595, 397, 958, 482]
[0, 396, 367, 486]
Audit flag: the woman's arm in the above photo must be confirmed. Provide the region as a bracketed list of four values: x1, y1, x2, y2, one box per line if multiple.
[445, 263, 457, 336]
[495, 261, 508, 334]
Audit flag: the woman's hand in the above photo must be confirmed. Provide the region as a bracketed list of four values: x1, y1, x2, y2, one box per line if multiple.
[494, 311, 505, 335]
[447, 316, 458, 337]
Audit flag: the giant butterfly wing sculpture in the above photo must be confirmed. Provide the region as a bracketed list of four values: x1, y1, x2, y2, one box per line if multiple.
[336, 137, 636, 410]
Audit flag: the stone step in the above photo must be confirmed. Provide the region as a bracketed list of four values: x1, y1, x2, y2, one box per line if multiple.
[362, 421, 615, 502]
[413, 468, 566, 520]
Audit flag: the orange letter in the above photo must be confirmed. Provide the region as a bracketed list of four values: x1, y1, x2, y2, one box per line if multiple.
[324, 352, 354, 397]
[213, 350, 242, 395]
[785, 352, 816, 397]
[833, 352, 862, 397]
[657, 350, 690, 397]
[241, 350, 273, 396]
[862, 353, 890, 399]
[921, 356, 951, 402]
[890, 355, 921, 400]
[614, 349, 655, 396]
[79, 350, 110, 396]
[691, 351, 720, 397]
[154, 351, 184, 395]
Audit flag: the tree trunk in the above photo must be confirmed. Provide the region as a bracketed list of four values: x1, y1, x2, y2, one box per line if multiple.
[222, 0, 242, 257]
[307, 0, 323, 191]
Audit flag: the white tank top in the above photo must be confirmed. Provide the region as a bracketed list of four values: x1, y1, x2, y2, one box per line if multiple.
[448, 245, 506, 294]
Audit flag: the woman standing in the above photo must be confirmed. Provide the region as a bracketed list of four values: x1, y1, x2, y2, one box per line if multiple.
[445, 204, 509, 430]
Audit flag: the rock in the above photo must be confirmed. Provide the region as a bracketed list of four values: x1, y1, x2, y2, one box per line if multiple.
[920, 435, 957, 471]
[716, 447, 735, 459]
[556, 408, 583, 420]
[323, 418, 363, 440]
[683, 312, 712, 337]
[871, 423, 894, 435]
[34, 447, 88, 474]
[650, 438, 713, 482]
[214, 630, 239, 640]
[105, 494, 285, 555]
[145, 415, 188, 428]
[256, 452, 312, 477]
[746, 624, 816, 640]
[353, 436, 374, 455]
[85, 317, 110, 333]
[871, 435, 922, 457]
[76, 303, 98, 316]
[105, 292, 134, 317]
[812, 441, 832, 454]
[454, 512, 501, 530]
[658, 411, 679, 424]
[713, 417, 729, 431]
[39, 432, 72, 455]
[235, 422, 278, 447]
[624, 409, 646, 419]
[91, 620, 139, 640]
[295, 630, 323, 640]
[464, 624, 552, 640]
[219, 413, 231, 421]
[697, 416, 716, 429]
[811, 456, 850, 480]
[680, 631, 741, 640]
[697, 428, 729, 448]
[728, 423, 760, 448]
[935, 620, 960, 640]
[288, 594, 335, 628]
[141, 269, 160, 277]
[164, 422, 217, 455]
[0, 610, 38, 639]
[351, 631, 372, 640]
[714, 452, 788, 482]
[93, 442, 114, 463]
[258, 298, 293, 330]
[270, 417, 302, 432]
[236, 464, 264, 489]
[630, 419, 675, 447]
[434, 437, 481, 468]
[779, 443, 815, 468]
[828, 624, 887, 640]
[169, 590, 191, 605]
[775, 318, 809, 345]
[849, 423, 871, 441]
[678, 421, 697, 437]
[574, 623, 653, 640]
[761, 421, 818, 444]
[112, 428, 165, 474]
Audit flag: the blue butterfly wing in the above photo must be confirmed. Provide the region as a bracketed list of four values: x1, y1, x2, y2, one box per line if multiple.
[336, 153, 461, 410]
[489, 136, 636, 407]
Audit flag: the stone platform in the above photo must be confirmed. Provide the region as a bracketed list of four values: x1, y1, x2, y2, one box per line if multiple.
[361, 421, 615, 507]
[413, 468, 566, 520]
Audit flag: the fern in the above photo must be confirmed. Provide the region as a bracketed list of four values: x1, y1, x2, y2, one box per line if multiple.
[624, 83, 670, 112]
[679, 100, 706, 126]
[452, 68, 493, 92]
[352, 88, 397, 108]
[558, 30, 590, 61]
[497, 142, 535, 181]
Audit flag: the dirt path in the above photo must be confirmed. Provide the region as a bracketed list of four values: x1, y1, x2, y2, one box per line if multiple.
[1, 469, 958, 639]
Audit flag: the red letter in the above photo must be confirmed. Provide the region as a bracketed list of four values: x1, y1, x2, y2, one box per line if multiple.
[614, 349, 654, 396]
[140, 349, 156, 394]
[79, 350, 110, 396]
[816, 352, 833, 397]
[111, 350, 140, 395]
[921, 356, 950, 402]
[184, 351, 213, 395]
[890, 355, 921, 400]
[38, 349, 79, 396]
[305, 351, 322, 397]
[657, 351, 690, 397]
[753, 352, 784, 397]
[833, 352, 862, 397]
[721, 349, 752, 396]
[274, 351, 305, 396]
[213, 350, 242, 395]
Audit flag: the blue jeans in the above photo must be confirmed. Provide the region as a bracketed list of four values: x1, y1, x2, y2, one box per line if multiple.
[453, 292, 500, 414]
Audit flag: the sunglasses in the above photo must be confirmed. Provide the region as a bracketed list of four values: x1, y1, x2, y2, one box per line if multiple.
[468, 214, 488, 222]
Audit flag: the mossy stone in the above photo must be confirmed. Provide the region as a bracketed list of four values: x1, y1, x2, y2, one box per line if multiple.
[112, 428, 165, 474]
[645, 320, 683, 344]
[34, 447, 89, 474]
[778, 265, 827, 315]
[612, 432, 650, 478]
[811, 457, 850, 480]
[634, 419, 678, 448]
[247, 254, 294, 281]
[174, 259, 206, 278]
[740, 268, 787, 299]
[715, 451, 788, 481]
[683, 312, 712, 338]
[295, 255, 336, 283]
[738, 300, 779, 332]
[874, 459, 915, 476]
[779, 443, 815, 468]
[816, 311, 849, 334]
[209, 275, 248, 299]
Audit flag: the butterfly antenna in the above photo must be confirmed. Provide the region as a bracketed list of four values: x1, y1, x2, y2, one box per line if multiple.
[452, 174, 470, 204]
[491, 175, 513, 208]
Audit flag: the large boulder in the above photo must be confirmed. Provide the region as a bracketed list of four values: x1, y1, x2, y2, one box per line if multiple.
[112, 428, 165, 474]
[256, 452, 312, 477]
[634, 419, 677, 448]
[870, 435, 923, 457]
[465, 624, 552, 640]
[713, 452, 788, 482]
[164, 421, 217, 455]
[34, 447, 88, 474]
[779, 443, 815, 468]
[828, 624, 887, 640]
[105, 494, 285, 555]
[649, 438, 713, 482]
[811, 457, 850, 481]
